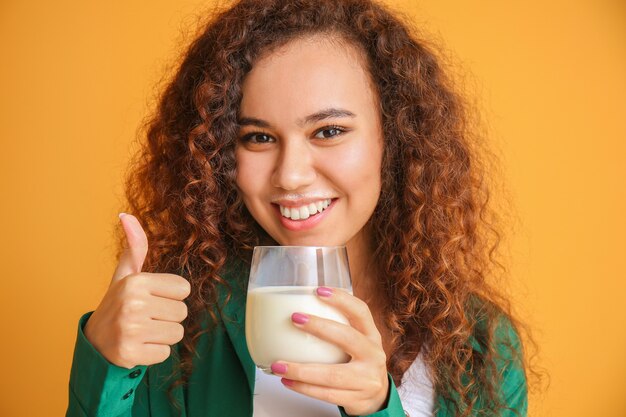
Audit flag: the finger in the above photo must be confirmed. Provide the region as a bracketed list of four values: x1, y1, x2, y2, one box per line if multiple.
[281, 374, 389, 416]
[147, 273, 191, 301]
[148, 296, 188, 323]
[112, 213, 149, 282]
[291, 313, 380, 361]
[270, 361, 360, 390]
[144, 320, 185, 345]
[279, 378, 353, 409]
[315, 287, 381, 343]
[140, 343, 172, 366]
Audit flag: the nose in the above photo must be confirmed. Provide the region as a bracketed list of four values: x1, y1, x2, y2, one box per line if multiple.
[271, 138, 317, 191]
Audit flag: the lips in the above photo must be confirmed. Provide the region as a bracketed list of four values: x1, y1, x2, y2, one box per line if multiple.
[273, 198, 336, 232]
[278, 198, 332, 220]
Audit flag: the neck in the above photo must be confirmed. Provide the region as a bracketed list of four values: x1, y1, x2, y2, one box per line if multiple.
[346, 225, 380, 306]
[346, 225, 394, 356]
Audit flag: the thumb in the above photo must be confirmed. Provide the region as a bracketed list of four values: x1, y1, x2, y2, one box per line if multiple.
[112, 213, 149, 282]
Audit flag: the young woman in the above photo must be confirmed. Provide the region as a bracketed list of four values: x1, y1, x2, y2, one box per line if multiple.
[68, 0, 530, 416]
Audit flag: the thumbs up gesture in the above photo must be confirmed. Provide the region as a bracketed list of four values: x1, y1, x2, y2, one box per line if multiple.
[83, 213, 191, 369]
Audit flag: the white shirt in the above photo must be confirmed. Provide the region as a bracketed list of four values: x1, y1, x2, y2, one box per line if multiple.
[252, 352, 434, 417]
[397, 352, 435, 417]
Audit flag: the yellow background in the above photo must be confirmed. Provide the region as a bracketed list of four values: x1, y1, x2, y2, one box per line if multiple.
[1, 0, 624, 416]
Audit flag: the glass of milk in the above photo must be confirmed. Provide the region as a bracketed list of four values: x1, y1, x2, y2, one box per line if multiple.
[245, 246, 353, 374]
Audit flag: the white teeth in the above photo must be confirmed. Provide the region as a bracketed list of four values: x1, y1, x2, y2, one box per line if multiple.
[278, 199, 333, 221]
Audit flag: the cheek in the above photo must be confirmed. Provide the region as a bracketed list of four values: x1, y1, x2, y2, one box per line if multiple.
[234, 151, 262, 204]
[235, 150, 272, 207]
[322, 139, 382, 195]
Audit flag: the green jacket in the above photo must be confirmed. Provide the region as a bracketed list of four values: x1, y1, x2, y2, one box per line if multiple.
[67, 266, 527, 417]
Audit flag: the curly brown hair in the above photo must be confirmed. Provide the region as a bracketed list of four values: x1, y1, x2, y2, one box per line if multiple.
[118, 0, 535, 415]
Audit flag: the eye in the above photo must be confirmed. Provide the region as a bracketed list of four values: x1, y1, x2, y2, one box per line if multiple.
[240, 132, 275, 144]
[314, 125, 346, 139]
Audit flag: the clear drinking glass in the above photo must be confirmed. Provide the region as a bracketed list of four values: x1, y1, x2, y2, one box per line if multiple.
[245, 246, 353, 374]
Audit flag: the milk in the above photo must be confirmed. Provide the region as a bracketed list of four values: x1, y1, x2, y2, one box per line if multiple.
[245, 285, 351, 372]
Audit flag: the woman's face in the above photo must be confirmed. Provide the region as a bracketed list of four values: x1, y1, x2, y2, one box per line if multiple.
[235, 36, 383, 247]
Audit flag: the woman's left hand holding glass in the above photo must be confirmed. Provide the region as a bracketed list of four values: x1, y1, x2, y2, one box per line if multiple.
[270, 287, 390, 416]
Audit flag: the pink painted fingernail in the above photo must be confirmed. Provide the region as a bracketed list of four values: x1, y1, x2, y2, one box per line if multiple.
[316, 286, 333, 297]
[271, 362, 287, 375]
[291, 312, 309, 325]
[281, 378, 294, 387]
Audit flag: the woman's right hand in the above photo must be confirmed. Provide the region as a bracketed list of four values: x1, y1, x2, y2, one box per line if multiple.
[83, 213, 191, 369]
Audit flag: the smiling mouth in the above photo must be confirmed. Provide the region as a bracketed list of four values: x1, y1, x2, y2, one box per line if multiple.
[277, 198, 332, 221]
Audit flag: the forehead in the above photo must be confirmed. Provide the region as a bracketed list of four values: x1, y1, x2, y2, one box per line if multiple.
[239, 35, 379, 121]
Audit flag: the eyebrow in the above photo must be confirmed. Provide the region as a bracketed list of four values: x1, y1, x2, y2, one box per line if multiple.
[237, 108, 356, 129]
